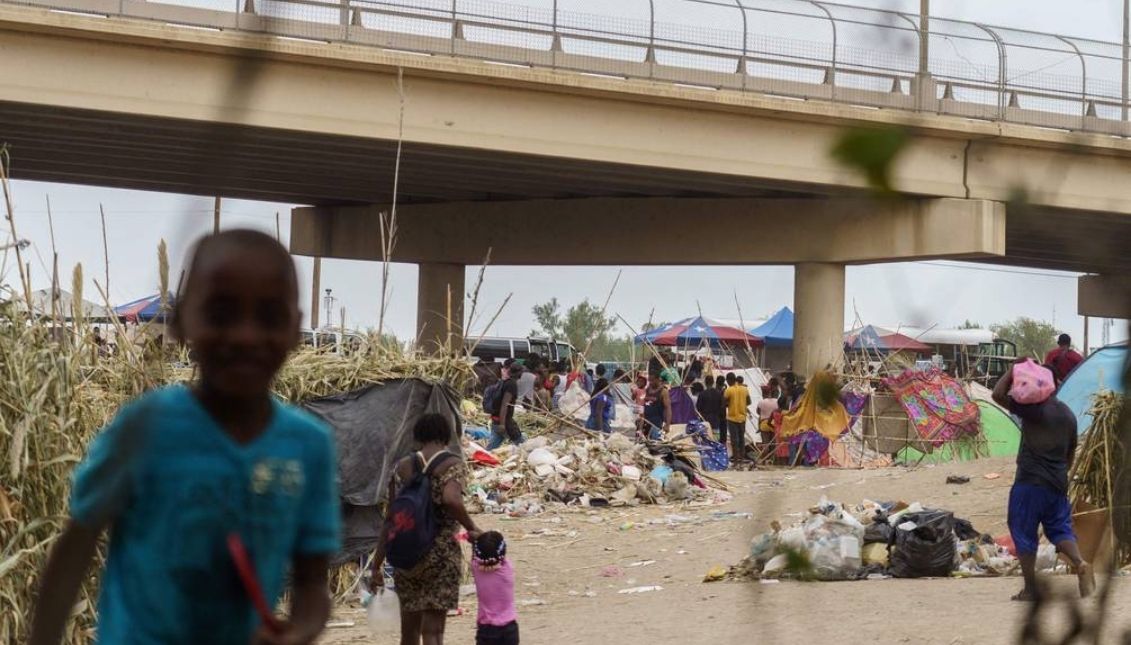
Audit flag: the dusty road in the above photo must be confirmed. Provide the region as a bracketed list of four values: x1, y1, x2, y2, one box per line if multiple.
[322, 457, 1130, 645]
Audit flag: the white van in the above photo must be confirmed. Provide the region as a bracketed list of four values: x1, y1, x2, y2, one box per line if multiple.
[300, 328, 367, 355]
[466, 336, 575, 365]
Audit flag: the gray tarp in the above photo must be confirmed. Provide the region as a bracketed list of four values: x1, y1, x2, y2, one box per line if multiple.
[303, 378, 463, 563]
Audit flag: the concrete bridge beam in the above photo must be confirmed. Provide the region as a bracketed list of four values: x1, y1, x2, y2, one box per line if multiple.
[1078, 274, 1130, 320]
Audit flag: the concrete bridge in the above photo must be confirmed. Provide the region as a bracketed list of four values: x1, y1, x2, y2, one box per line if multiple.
[1, 0, 1128, 371]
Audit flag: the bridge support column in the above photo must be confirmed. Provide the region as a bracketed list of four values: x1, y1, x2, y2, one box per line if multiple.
[417, 262, 465, 354]
[793, 262, 845, 377]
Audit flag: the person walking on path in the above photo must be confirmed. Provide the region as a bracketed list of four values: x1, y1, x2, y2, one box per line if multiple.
[371, 414, 483, 645]
[488, 364, 525, 450]
[992, 360, 1094, 602]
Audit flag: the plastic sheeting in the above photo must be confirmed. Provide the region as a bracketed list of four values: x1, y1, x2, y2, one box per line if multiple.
[1058, 343, 1127, 435]
[303, 379, 463, 563]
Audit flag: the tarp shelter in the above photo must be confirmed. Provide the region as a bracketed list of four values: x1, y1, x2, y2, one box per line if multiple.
[9, 288, 114, 322]
[748, 307, 794, 347]
[845, 325, 932, 354]
[1059, 342, 1127, 434]
[635, 316, 764, 349]
[896, 401, 1020, 464]
[114, 293, 176, 323]
[302, 379, 462, 563]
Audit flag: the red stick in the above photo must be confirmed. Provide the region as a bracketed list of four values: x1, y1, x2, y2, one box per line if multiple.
[226, 533, 283, 634]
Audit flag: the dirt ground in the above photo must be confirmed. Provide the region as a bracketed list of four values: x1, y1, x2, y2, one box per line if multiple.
[321, 457, 1131, 645]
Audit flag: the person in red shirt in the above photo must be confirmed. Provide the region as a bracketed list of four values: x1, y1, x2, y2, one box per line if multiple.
[1044, 334, 1084, 384]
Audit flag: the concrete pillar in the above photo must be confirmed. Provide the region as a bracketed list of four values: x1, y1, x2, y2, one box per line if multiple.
[416, 262, 465, 354]
[792, 263, 846, 377]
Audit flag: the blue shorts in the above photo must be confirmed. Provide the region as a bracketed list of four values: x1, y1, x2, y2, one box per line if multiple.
[1008, 483, 1076, 555]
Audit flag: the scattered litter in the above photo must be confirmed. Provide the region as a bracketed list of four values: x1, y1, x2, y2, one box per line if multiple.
[710, 511, 753, 521]
[759, 579, 780, 585]
[600, 565, 624, 578]
[618, 586, 663, 594]
[983, 473, 1002, 480]
[627, 560, 656, 568]
[703, 565, 728, 582]
[326, 621, 355, 629]
[465, 434, 728, 517]
[945, 475, 970, 485]
[517, 599, 547, 607]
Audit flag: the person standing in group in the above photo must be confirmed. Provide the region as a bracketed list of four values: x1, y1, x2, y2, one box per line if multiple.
[714, 376, 728, 442]
[696, 376, 725, 441]
[586, 378, 614, 433]
[611, 368, 635, 412]
[370, 414, 484, 645]
[756, 386, 781, 462]
[669, 375, 697, 425]
[471, 531, 519, 645]
[1044, 333, 1084, 385]
[992, 360, 1094, 602]
[641, 373, 672, 441]
[515, 364, 537, 408]
[31, 230, 342, 645]
[724, 373, 752, 465]
[488, 364, 525, 450]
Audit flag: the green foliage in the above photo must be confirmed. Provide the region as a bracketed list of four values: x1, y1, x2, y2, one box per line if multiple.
[958, 319, 983, 330]
[991, 317, 1059, 361]
[531, 297, 564, 339]
[531, 298, 617, 356]
[830, 126, 909, 194]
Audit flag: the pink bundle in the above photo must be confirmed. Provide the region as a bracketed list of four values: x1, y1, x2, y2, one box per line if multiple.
[1010, 359, 1055, 405]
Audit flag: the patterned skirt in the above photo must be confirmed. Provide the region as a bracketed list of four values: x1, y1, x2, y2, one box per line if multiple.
[393, 526, 463, 612]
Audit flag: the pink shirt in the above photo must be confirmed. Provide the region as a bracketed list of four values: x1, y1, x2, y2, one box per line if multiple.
[472, 559, 517, 627]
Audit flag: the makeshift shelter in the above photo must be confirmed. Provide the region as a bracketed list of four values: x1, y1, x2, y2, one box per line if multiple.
[9, 288, 113, 322]
[114, 293, 176, 323]
[845, 325, 932, 354]
[748, 307, 794, 371]
[896, 401, 1019, 464]
[302, 378, 462, 563]
[1058, 342, 1127, 434]
[635, 316, 763, 349]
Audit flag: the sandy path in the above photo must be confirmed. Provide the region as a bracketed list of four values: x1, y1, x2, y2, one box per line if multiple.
[321, 457, 1131, 645]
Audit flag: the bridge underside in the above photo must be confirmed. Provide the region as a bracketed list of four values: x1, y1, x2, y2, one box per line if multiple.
[3, 101, 1130, 276]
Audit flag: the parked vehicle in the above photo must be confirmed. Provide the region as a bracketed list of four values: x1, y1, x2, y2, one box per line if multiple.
[300, 328, 366, 355]
[466, 336, 575, 365]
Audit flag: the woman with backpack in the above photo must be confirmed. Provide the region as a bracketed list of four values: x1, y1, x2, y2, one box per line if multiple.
[370, 414, 482, 645]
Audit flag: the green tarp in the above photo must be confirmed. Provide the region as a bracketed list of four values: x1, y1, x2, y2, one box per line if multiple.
[897, 401, 1020, 464]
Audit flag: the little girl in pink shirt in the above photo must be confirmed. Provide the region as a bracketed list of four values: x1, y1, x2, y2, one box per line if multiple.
[472, 531, 518, 645]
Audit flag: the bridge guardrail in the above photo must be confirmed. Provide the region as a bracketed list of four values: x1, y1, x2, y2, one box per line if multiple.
[4, 0, 1129, 137]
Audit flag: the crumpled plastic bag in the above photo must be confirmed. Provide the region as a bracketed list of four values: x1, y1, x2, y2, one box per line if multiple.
[559, 382, 591, 422]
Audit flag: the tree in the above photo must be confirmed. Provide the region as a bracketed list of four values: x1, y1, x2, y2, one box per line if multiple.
[530, 298, 616, 356]
[561, 300, 615, 352]
[991, 317, 1059, 361]
[958, 319, 983, 330]
[531, 298, 563, 339]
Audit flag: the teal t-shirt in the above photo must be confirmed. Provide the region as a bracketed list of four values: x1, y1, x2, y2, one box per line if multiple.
[70, 385, 342, 644]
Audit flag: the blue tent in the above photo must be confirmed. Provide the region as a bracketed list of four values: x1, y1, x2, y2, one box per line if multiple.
[1058, 342, 1127, 434]
[748, 307, 794, 347]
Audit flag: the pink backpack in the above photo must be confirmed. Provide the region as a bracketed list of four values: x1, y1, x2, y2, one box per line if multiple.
[1010, 359, 1055, 405]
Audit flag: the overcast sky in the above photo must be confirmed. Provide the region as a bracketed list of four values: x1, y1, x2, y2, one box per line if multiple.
[3, 0, 1128, 349]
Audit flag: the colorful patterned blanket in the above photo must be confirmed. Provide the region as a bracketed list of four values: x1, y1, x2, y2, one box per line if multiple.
[883, 368, 980, 447]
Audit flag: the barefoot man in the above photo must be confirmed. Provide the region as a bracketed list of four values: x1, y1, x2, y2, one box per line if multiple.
[993, 360, 1095, 601]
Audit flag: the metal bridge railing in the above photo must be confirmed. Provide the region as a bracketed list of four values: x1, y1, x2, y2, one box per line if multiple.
[5, 0, 1130, 136]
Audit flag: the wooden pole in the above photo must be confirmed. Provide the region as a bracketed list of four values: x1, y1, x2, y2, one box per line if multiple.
[310, 257, 322, 329]
[213, 197, 221, 234]
[99, 204, 110, 301]
[1084, 315, 1090, 356]
[275, 212, 281, 241]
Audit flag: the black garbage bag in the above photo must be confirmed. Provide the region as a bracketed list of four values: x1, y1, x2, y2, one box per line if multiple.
[954, 517, 980, 541]
[889, 510, 956, 578]
[864, 520, 894, 545]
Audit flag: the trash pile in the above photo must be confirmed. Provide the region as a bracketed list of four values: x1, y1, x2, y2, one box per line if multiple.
[737, 497, 1019, 581]
[463, 433, 731, 517]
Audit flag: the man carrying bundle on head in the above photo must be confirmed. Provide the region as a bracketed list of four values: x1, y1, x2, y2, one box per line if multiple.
[993, 358, 1094, 602]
